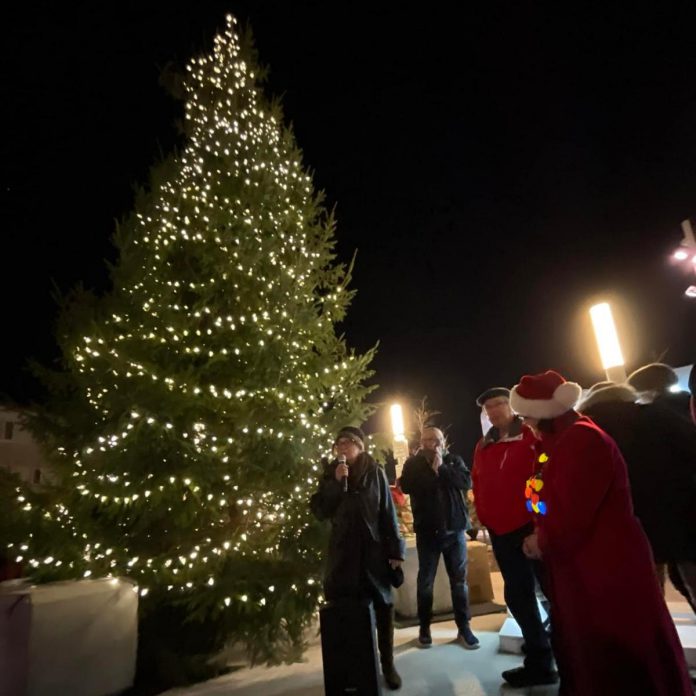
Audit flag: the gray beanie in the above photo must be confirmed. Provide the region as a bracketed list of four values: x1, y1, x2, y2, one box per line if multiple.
[627, 363, 678, 393]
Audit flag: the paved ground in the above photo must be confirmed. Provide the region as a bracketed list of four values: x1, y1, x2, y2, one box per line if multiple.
[164, 569, 694, 696]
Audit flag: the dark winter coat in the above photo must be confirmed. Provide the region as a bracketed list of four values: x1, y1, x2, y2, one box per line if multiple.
[310, 453, 405, 606]
[531, 411, 692, 695]
[399, 451, 471, 535]
[580, 393, 696, 563]
[653, 390, 693, 423]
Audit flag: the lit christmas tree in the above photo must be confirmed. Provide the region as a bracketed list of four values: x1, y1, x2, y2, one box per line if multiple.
[10, 15, 376, 674]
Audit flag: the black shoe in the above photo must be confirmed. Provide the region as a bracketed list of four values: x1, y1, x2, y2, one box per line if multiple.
[382, 662, 402, 690]
[418, 625, 432, 648]
[502, 666, 559, 688]
[456, 625, 480, 650]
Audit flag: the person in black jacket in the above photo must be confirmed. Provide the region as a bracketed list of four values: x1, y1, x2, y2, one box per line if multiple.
[310, 426, 406, 690]
[579, 383, 696, 611]
[627, 362, 692, 421]
[399, 426, 479, 650]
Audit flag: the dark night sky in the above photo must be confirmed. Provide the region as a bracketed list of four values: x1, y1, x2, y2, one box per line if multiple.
[3, 2, 696, 455]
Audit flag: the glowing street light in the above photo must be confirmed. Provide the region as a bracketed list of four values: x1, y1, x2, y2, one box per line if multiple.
[390, 403, 405, 442]
[390, 403, 409, 477]
[672, 219, 696, 299]
[589, 302, 627, 382]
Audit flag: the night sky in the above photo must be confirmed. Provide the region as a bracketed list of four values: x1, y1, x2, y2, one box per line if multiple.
[3, 2, 696, 456]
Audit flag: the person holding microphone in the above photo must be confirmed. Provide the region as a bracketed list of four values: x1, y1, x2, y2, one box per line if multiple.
[310, 426, 406, 690]
[399, 426, 478, 650]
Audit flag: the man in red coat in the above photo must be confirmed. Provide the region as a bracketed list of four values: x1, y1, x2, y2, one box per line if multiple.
[472, 387, 556, 688]
[511, 370, 692, 696]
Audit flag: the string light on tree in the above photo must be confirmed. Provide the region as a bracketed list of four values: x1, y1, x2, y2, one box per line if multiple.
[8, 14, 376, 665]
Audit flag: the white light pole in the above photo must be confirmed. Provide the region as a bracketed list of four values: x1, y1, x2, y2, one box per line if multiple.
[390, 403, 409, 478]
[589, 302, 627, 383]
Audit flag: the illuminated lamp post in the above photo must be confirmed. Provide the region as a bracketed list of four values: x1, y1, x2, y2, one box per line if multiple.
[589, 302, 627, 383]
[672, 219, 696, 299]
[390, 403, 409, 478]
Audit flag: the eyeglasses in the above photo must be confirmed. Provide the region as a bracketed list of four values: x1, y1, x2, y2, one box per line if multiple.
[422, 437, 443, 444]
[335, 437, 359, 446]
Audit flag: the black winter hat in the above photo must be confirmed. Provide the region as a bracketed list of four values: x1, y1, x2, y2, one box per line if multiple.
[627, 363, 678, 392]
[334, 426, 366, 447]
[476, 387, 510, 407]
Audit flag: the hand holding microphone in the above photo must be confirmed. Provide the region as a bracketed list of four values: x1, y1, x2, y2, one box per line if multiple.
[335, 454, 349, 492]
[431, 449, 443, 473]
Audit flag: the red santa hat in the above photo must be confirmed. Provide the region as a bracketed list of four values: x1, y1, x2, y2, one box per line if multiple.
[509, 370, 583, 419]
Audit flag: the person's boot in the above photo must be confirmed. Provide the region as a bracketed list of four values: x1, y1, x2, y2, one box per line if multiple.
[502, 665, 558, 687]
[417, 623, 432, 648]
[456, 623, 480, 650]
[375, 604, 402, 690]
[416, 592, 432, 647]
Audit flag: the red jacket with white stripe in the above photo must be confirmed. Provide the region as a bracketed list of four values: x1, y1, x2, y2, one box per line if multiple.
[472, 417, 537, 535]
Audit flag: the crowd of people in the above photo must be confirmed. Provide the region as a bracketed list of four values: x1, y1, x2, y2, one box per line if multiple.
[311, 362, 696, 695]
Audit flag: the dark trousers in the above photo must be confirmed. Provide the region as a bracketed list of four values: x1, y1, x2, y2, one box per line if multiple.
[416, 530, 470, 631]
[490, 524, 553, 672]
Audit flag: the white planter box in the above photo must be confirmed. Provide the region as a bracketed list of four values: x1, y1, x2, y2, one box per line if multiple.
[393, 539, 493, 619]
[0, 578, 137, 696]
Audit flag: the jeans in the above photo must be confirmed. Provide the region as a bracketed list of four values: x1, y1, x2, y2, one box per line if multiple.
[490, 524, 553, 672]
[416, 530, 470, 631]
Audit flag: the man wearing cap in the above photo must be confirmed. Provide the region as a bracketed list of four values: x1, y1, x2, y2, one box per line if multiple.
[399, 426, 479, 649]
[472, 387, 556, 688]
[511, 370, 691, 696]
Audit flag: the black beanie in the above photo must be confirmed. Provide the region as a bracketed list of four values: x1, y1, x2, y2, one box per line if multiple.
[334, 426, 365, 447]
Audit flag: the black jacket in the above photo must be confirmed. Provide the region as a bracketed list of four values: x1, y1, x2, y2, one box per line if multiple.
[310, 453, 405, 605]
[399, 451, 471, 535]
[582, 399, 696, 563]
[653, 391, 693, 423]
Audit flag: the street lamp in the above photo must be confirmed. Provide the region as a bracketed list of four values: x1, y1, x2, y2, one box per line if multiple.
[390, 403, 409, 478]
[672, 219, 696, 299]
[589, 302, 627, 383]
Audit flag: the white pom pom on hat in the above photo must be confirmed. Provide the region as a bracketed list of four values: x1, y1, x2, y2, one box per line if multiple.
[510, 370, 583, 419]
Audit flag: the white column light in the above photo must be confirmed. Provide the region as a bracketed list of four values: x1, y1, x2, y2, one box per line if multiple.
[589, 302, 627, 382]
[390, 403, 408, 478]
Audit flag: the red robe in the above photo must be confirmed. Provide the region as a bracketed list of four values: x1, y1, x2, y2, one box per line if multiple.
[532, 412, 691, 696]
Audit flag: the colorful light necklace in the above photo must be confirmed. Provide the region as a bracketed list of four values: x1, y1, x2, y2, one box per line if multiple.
[525, 452, 548, 515]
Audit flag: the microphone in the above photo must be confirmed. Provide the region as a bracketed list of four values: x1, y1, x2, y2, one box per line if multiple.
[338, 454, 348, 493]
